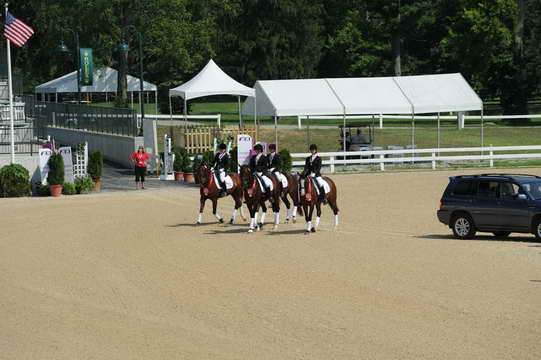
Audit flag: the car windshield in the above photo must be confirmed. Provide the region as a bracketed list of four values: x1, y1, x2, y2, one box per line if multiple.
[519, 180, 541, 200]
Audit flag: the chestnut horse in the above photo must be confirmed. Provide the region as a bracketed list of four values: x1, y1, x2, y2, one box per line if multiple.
[299, 175, 339, 234]
[196, 163, 246, 225]
[239, 165, 282, 233]
[271, 172, 303, 223]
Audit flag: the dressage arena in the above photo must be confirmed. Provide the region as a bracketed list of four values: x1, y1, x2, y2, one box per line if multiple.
[1, 169, 540, 359]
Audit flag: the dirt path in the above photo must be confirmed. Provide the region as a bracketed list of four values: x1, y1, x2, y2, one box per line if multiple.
[1, 168, 540, 359]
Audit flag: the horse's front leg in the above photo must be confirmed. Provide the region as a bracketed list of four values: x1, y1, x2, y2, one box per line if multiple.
[272, 195, 281, 230]
[212, 197, 223, 223]
[305, 204, 315, 234]
[258, 201, 267, 229]
[197, 196, 206, 224]
[314, 202, 322, 232]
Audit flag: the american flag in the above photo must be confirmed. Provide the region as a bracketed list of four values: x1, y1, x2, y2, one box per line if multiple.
[4, 12, 34, 47]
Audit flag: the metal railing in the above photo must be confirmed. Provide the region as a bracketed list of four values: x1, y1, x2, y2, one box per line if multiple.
[0, 125, 43, 155]
[23, 95, 138, 136]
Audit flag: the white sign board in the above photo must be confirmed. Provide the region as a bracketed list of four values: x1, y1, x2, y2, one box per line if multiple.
[39, 148, 53, 185]
[59, 147, 75, 183]
[237, 134, 253, 166]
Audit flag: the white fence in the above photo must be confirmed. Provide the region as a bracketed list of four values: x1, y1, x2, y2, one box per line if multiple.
[291, 145, 541, 173]
[139, 114, 221, 127]
[297, 114, 541, 129]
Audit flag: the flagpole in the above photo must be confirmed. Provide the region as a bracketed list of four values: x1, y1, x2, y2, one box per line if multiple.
[5, 2, 15, 163]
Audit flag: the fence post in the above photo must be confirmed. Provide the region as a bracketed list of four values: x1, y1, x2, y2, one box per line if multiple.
[379, 154, 385, 171]
[330, 156, 335, 173]
[217, 114, 221, 128]
[489, 144, 494, 167]
[379, 113, 383, 129]
[432, 151, 436, 170]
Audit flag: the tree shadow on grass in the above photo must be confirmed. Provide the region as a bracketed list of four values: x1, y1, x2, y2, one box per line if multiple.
[416, 234, 539, 243]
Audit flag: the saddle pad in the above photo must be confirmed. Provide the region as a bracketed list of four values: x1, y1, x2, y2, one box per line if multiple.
[213, 174, 234, 189]
[311, 178, 330, 195]
[257, 176, 273, 192]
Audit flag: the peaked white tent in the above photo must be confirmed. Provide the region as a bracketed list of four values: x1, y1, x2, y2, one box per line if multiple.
[168, 59, 255, 127]
[242, 73, 483, 149]
[34, 66, 158, 112]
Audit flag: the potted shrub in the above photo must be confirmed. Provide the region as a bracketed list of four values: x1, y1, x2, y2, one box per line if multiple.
[47, 153, 64, 197]
[173, 151, 184, 181]
[88, 151, 103, 192]
[183, 156, 195, 183]
[62, 182, 77, 195]
[75, 176, 95, 194]
[0, 163, 31, 197]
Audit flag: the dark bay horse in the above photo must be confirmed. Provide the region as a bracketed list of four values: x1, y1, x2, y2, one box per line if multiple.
[271, 172, 303, 223]
[299, 175, 339, 233]
[240, 165, 282, 232]
[196, 163, 246, 225]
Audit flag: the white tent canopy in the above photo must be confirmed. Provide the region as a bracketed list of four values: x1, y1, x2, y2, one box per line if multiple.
[34, 66, 157, 94]
[242, 73, 482, 117]
[169, 59, 254, 100]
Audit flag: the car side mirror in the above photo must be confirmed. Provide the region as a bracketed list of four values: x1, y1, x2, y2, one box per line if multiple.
[516, 193, 527, 200]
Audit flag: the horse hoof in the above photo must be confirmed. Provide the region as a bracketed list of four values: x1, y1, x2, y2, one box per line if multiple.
[311, 227, 316, 233]
[258, 223, 263, 228]
[256, 226, 261, 232]
[248, 228, 253, 233]
[304, 231, 310, 235]
[285, 218, 290, 224]
[196, 221, 201, 225]
[228, 219, 234, 225]
[219, 218, 224, 224]
[273, 225, 278, 231]
[292, 217, 297, 224]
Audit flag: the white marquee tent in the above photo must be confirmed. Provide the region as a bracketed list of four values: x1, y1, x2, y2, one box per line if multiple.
[168, 59, 255, 126]
[242, 73, 483, 149]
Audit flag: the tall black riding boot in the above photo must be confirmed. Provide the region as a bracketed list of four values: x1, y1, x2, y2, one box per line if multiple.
[318, 186, 327, 204]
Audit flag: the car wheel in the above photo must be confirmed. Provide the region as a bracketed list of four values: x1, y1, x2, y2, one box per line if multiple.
[534, 218, 541, 241]
[493, 231, 511, 238]
[451, 214, 476, 239]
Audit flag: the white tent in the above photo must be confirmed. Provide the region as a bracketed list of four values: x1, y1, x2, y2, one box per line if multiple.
[168, 59, 255, 127]
[34, 66, 158, 111]
[35, 66, 157, 94]
[242, 73, 483, 150]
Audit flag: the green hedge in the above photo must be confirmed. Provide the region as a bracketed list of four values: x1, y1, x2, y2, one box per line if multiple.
[0, 164, 31, 197]
[88, 151, 103, 180]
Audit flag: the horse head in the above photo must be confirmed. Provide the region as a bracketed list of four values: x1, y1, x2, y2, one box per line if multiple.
[239, 165, 256, 197]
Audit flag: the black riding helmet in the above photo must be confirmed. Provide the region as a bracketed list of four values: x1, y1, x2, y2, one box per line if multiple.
[268, 143, 276, 151]
[218, 143, 227, 150]
[309, 144, 318, 151]
[254, 144, 263, 152]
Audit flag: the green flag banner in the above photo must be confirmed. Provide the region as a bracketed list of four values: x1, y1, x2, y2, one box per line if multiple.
[79, 48, 93, 86]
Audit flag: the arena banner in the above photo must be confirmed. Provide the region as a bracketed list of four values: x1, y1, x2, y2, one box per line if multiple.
[79, 48, 93, 86]
[237, 134, 252, 166]
[58, 147, 75, 183]
[39, 148, 53, 185]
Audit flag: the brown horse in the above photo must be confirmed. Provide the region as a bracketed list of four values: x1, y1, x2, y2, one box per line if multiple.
[299, 175, 339, 234]
[240, 165, 282, 233]
[196, 163, 246, 225]
[270, 172, 303, 223]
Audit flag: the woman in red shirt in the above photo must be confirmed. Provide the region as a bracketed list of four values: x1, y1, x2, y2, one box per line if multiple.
[130, 146, 149, 189]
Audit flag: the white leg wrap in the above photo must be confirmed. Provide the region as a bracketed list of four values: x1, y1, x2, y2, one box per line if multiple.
[250, 218, 255, 229]
[254, 212, 259, 225]
[260, 212, 266, 225]
[274, 212, 280, 225]
[231, 209, 237, 222]
[286, 208, 291, 219]
[315, 216, 320, 229]
[215, 213, 222, 221]
[306, 221, 312, 232]
[293, 206, 297, 218]
[197, 213, 202, 223]
[334, 215, 339, 227]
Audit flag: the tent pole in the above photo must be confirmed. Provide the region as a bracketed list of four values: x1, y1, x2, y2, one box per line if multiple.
[184, 97, 187, 131]
[155, 90, 158, 116]
[168, 95, 172, 121]
[437, 112, 440, 153]
[238, 96, 242, 128]
[254, 93, 258, 141]
[411, 113, 415, 164]
[131, 92, 134, 109]
[307, 115, 310, 147]
[274, 115, 278, 147]
[481, 107, 484, 155]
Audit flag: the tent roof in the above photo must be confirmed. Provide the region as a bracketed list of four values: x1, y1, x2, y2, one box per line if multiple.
[34, 66, 157, 94]
[169, 59, 254, 100]
[242, 73, 482, 117]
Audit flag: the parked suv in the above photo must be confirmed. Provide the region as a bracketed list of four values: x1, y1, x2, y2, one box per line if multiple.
[437, 174, 541, 240]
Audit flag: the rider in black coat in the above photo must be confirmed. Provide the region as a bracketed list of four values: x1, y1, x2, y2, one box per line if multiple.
[302, 144, 326, 203]
[250, 143, 273, 201]
[213, 143, 229, 197]
[268, 143, 288, 194]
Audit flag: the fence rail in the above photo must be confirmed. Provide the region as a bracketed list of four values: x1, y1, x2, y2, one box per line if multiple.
[291, 145, 541, 173]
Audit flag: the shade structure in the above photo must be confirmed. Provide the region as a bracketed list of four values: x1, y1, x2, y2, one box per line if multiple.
[169, 59, 254, 100]
[34, 66, 157, 93]
[242, 73, 482, 116]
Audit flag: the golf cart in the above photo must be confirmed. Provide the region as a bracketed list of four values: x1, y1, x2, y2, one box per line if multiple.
[338, 123, 378, 159]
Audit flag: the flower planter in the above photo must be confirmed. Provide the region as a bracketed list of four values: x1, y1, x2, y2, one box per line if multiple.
[50, 184, 63, 197]
[183, 172, 195, 183]
[92, 179, 101, 192]
[174, 171, 184, 181]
